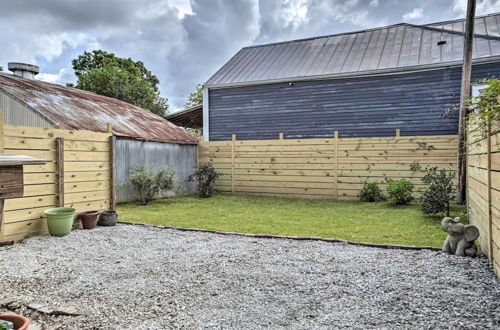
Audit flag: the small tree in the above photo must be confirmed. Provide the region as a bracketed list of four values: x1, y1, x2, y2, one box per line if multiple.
[358, 182, 385, 202]
[188, 162, 222, 198]
[420, 167, 455, 216]
[467, 78, 500, 137]
[128, 165, 177, 205]
[184, 84, 203, 109]
[385, 178, 414, 206]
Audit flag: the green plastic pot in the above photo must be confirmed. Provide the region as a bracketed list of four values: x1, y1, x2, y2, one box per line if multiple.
[44, 207, 76, 237]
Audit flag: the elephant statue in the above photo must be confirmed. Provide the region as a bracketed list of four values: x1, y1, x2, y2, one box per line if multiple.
[441, 217, 480, 257]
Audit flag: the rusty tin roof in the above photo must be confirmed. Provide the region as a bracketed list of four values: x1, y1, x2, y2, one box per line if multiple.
[0, 73, 198, 144]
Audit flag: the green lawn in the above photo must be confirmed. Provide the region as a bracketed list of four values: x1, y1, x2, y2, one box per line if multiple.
[117, 194, 466, 247]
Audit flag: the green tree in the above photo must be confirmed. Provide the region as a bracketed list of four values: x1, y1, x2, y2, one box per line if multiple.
[184, 84, 203, 109]
[71, 50, 169, 116]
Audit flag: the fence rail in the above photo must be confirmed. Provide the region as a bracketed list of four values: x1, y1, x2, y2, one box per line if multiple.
[467, 123, 500, 277]
[0, 119, 114, 242]
[199, 132, 458, 200]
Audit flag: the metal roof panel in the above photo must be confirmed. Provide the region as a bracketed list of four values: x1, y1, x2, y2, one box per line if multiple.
[0, 74, 198, 144]
[205, 13, 500, 87]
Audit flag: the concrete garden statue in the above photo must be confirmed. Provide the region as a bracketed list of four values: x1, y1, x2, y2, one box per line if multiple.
[441, 217, 479, 257]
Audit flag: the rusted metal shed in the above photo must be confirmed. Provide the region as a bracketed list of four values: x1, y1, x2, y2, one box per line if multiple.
[0, 70, 198, 202]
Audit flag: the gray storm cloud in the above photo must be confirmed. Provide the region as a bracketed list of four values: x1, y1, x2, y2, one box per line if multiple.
[0, 0, 499, 110]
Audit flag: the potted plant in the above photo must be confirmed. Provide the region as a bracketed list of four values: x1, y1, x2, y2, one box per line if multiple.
[44, 207, 76, 237]
[0, 314, 30, 330]
[79, 210, 100, 229]
[98, 211, 118, 226]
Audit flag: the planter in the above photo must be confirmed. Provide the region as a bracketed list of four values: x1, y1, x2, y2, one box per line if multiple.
[79, 210, 100, 229]
[0, 314, 30, 330]
[44, 207, 76, 237]
[98, 211, 118, 226]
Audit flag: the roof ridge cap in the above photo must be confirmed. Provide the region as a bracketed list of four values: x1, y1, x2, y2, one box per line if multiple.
[410, 22, 500, 41]
[241, 23, 408, 50]
[424, 11, 500, 27]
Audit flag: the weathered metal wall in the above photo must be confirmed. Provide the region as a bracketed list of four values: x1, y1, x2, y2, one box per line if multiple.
[208, 62, 500, 141]
[116, 139, 197, 203]
[0, 90, 54, 128]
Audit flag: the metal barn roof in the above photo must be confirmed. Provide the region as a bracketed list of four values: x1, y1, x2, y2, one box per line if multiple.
[205, 13, 500, 88]
[0, 73, 198, 144]
[427, 12, 500, 37]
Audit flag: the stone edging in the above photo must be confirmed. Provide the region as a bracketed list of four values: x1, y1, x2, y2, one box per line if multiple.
[118, 221, 441, 251]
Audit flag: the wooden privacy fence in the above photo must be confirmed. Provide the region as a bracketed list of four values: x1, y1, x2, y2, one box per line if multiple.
[467, 124, 499, 277]
[0, 119, 116, 242]
[198, 132, 458, 200]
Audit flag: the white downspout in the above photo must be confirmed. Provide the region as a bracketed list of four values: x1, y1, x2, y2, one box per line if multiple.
[202, 87, 209, 141]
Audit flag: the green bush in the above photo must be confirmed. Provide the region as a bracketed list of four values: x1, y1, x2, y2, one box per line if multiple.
[358, 182, 385, 202]
[420, 167, 455, 216]
[386, 178, 414, 206]
[188, 162, 222, 198]
[128, 165, 178, 205]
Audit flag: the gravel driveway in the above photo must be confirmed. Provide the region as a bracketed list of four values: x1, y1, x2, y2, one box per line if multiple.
[1, 224, 499, 329]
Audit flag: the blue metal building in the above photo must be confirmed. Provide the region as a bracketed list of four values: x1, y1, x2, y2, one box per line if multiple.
[203, 13, 500, 141]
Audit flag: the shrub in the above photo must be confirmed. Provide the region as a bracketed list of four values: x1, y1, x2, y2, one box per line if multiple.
[358, 182, 385, 202]
[385, 178, 414, 206]
[420, 166, 455, 216]
[188, 162, 222, 198]
[128, 165, 178, 205]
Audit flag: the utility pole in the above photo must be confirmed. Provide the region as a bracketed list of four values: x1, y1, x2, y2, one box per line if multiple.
[457, 0, 476, 204]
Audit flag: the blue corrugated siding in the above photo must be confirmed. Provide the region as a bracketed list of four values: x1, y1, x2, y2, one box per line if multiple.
[208, 62, 500, 140]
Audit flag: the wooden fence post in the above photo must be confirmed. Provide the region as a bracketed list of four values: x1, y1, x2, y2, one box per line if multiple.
[231, 134, 236, 193]
[396, 128, 401, 137]
[487, 122, 493, 265]
[0, 108, 4, 153]
[0, 108, 4, 242]
[334, 131, 339, 200]
[279, 132, 284, 141]
[56, 138, 64, 207]
[110, 134, 117, 212]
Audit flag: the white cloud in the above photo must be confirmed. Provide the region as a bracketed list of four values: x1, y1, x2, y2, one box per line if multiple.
[38, 68, 67, 83]
[2, 0, 498, 110]
[452, 0, 500, 16]
[281, 0, 310, 28]
[403, 7, 424, 21]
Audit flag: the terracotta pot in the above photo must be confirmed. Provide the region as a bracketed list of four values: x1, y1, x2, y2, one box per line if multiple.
[0, 314, 30, 330]
[79, 210, 100, 229]
[98, 211, 118, 226]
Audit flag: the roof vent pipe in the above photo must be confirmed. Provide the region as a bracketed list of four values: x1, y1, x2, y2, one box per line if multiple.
[8, 62, 39, 80]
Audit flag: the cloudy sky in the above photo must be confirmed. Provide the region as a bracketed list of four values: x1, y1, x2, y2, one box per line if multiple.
[0, 0, 499, 112]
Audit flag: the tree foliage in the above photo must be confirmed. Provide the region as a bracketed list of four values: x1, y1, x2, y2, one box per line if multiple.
[72, 50, 169, 116]
[468, 78, 500, 136]
[184, 84, 203, 109]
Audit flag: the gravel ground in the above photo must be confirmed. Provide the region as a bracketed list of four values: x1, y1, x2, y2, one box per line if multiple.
[0, 224, 499, 329]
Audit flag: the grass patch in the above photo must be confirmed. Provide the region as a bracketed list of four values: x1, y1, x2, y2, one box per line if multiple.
[117, 194, 467, 247]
